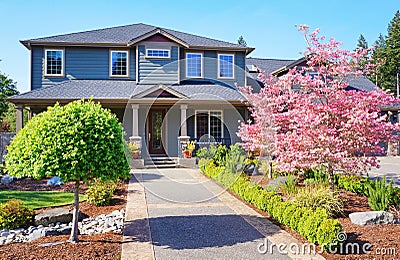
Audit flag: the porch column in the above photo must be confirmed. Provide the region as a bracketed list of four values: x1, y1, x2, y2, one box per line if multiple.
[16, 105, 24, 133]
[180, 104, 188, 136]
[131, 104, 139, 136]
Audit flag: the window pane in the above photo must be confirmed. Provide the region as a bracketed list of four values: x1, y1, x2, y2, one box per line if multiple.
[219, 55, 233, 78]
[111, 51, 128, 76]
[186, 53, 202, 77]
[196, 112, 208, 138]
[46, 50, 63, 75]
[210, 111, 222, 139]
[146, 49, 170, 58]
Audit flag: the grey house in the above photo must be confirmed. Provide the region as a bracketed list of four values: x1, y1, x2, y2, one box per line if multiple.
[10, 23, 392, 162]
[9, 23, 255, 161]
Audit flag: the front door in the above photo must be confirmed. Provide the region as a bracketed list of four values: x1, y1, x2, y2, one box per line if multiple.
[148, 109, 166, 155]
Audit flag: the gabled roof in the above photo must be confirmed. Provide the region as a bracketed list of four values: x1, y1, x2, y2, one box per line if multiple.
[20, 23, 254, 53]
[245, 57, 379, 93]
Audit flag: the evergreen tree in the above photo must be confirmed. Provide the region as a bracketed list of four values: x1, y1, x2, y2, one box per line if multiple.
[375, 11, 400, 94]
[357, 34, 368, 49]
[237, 36, 247, 46]
[372, 34, 387, 87]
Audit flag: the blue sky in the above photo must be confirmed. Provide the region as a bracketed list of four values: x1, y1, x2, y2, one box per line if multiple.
[0, 0, 398, 93]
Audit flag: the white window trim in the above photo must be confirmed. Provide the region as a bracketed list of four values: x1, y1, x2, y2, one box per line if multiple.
[109, 50, 130, 78]
[145, 48, 171, 59]
[186, 52, 203, 79]
[44, 49, 64, 77]
[194, 110, 224, 139]
[218, 53, 235, 79]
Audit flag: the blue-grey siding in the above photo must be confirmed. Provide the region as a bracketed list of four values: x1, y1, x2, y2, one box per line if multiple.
[31, 46, 136, 90]
[179, 49, 246, 88]
[138, 45, 179, 85]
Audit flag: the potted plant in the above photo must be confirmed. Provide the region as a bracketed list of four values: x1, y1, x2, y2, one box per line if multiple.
[127, 142, 141, 159]
[183, 141, 195, 158]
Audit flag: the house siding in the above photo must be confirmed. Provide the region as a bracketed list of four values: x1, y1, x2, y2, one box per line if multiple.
[31, 46, 136, 90]
[138, 44, 179, 85]
[179, 49, 246, 88]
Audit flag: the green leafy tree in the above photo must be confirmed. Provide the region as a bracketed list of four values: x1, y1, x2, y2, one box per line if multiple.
[0, 71, 19, 119]
[5, 99, 130, 242]
[373, 10, 400, 94]
[357, 34, 368, 49]
[237, 35, 247, 46]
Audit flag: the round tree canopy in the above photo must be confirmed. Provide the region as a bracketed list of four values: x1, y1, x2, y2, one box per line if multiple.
[5, 99, 130, 182]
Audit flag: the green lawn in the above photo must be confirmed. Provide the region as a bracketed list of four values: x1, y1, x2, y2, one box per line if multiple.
[0, 190, 86, 209]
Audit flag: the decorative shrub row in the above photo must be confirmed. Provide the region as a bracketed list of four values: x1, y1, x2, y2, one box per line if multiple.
[199, 158, 342, 248]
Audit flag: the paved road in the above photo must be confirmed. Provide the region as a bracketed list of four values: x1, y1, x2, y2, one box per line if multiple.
[366, 156, 400, 187]
[122, 168, 323, 260]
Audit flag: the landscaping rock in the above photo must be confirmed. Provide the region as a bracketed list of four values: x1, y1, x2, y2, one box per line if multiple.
[34, 208, 88, 226]
[1, 209, 125, 245]
[267, 176, 289, 188]
[46, 176, 64, 186]
[1, 174, 17, 184]
[349, 211, 398, 226]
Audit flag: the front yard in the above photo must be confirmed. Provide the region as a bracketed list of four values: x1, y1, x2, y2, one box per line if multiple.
[0, 176, 128, 259]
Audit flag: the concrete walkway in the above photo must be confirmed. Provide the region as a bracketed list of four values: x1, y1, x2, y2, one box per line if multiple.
[121, 168, 324, 260]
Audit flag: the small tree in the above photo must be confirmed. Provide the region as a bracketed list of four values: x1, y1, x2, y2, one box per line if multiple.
[237, 35, 247, 47]
[238, 25, 400, 191]
[5, 99, 130, 242]
[0, 71, 19, 119]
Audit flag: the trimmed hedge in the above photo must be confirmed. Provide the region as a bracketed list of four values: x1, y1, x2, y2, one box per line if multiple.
[199, 158, 342, 247]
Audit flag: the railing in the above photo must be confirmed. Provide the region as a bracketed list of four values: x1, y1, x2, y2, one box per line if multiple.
[190, 137, 232, 147]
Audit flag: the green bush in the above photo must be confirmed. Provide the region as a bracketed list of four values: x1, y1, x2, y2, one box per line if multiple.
[86, 179, 118, 206]
[366, 177, 393, 211]
[0, 199, 35, 229]
[292, 185, 343, 217]
[316, 219, 342, 250]
[336, 175, 366, 195]
[278, 174, 298, 196]
[195, 145, 217, 160]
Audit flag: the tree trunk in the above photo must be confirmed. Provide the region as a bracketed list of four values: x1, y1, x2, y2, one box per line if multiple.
[328, 165, 335, 193]
[69, 180, 80, 243]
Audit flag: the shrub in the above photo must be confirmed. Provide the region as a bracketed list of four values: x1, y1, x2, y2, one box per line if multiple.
[291, 185, 343, 217]
[366, 177, 394, 211]
[86, 179, 118, 206]
[195, 145, 217, 160]
[0, 199, 34, 229]
[316, 219, 342, 250]
[336, 175, 366, 195]
[279, 174, 298, 196]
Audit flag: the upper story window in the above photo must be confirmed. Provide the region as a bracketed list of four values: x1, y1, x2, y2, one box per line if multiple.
[146, 49, 170, 58]
[218, 54, 234, 79]
[110, 50, 129, 77]
[44, 49, 64, 76]
[186, 53, 203, 78]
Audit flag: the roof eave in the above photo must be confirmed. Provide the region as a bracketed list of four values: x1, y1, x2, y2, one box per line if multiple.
[20, 41, 129, 49]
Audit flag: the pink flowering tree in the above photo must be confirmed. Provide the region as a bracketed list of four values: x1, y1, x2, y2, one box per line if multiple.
[238, 26, 400, 191]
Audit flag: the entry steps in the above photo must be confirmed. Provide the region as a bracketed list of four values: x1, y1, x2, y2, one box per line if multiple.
[144, 156, 178, 168]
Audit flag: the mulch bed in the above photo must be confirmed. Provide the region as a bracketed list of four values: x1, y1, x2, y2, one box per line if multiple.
[245, 176, 400, 259]
[0, 177, 129, 260]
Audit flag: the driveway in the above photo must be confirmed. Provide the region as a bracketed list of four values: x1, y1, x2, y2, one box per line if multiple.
[366, 156, 400, 187]
[121, 168, 324, 260]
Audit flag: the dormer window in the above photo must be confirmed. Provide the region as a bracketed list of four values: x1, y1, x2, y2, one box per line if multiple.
[218, 54, 234, 79]
[110, 50, 129, 77]
[146, 49, 170, 59]
[44, 49, 64, 77]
